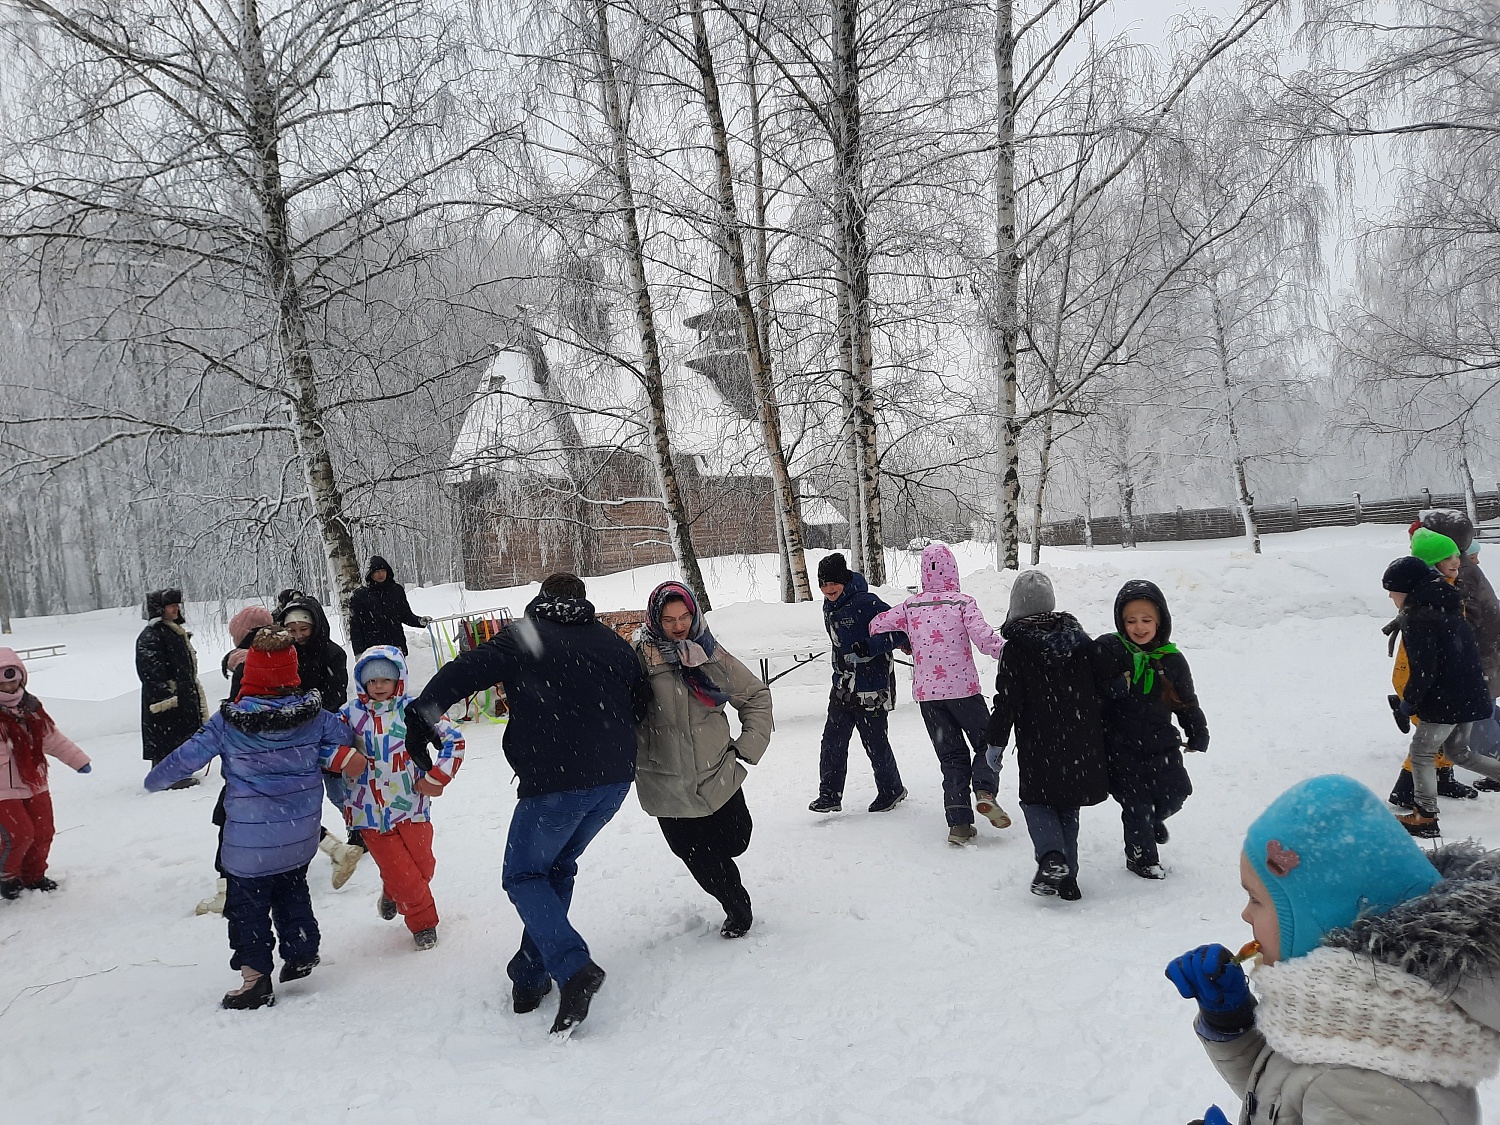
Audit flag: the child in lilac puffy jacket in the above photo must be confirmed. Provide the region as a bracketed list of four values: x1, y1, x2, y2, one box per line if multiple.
[870, 543, 1008, 844]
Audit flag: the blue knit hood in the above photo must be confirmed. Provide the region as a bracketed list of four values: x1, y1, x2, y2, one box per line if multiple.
[1245, 774, 1441, 960]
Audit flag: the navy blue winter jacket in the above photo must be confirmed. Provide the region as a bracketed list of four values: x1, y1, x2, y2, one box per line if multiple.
[144, 692, 358, 878]
[824, 572, 907, 708]
[412, 595, 648, 799]
[1399, 577, 1494, 725]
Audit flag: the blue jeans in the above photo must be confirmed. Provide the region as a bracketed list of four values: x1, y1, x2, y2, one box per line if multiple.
[502, 781, 631, 991]
[1021, 804, 1080, 877]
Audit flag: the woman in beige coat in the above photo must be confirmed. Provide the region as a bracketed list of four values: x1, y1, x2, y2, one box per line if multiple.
[635, 581, 772, 938]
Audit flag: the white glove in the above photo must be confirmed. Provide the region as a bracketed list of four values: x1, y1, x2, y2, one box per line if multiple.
[149, 696, 179, 714]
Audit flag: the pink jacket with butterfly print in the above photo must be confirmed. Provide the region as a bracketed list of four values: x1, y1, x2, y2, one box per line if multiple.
[870, 543, 1004, 702]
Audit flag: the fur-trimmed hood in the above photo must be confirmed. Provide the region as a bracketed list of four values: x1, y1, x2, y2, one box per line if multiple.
[1323, 842, 1500, 1032]
[220, 691, 324, 733]
[999, 610, 1091, 658]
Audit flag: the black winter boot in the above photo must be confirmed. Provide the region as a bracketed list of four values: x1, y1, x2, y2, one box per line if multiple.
[1030, 852, 1069, 897]
[1125, 847, 1166, 880]
[25, 876, 59, 892]
[1476, 778, 1500, 793]
[1437, 768, 1479, 799]
[550, 962, 606, 1036]
[279, 956, 319, 982]
[1388, 769, 1416, 809]
[0, 877, 21, 900]
[222, 969, 275, 1010]
[721, 910, 753, 939]
[808, 795, 842, 813]
[513, 979, 552, 1014]
[1058, 877, 1082, 902]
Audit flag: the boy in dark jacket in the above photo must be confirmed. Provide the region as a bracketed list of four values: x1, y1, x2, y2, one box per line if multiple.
[985, 571, 1113, 901]
[1096, 580, 1208, 880]
[407, 572, 648, 1037]
[145, 630, 361, 1009]
[348, 555, 428, 655]
[1381, 556, 1500, 837]
[809, 553, 908, 815]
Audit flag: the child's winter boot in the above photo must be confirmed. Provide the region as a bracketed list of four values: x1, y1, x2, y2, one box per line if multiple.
[413, 927, 438, 951]
[1437, 767, 1479, 799]
[196, 877, 227, 915]
[0, 876, 21, 900]
[221, 968, 275, 1010]
[947, 823, 977, 846]
[1125, 846, 1166, 880]
[1388, 768, 1416, 809]
[1030, 852, 1070, 896]
[318, 832, 362, 889]
[279, 956, 319, 982]
[807, 794, 842, 813]
[1396, 810, 1441, 839]
[377, 893, 399, 920]
[974, 792, 1011, 829]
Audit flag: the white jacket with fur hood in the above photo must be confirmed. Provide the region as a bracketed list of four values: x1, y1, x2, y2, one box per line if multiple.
[1201, 844, 1500, 1124]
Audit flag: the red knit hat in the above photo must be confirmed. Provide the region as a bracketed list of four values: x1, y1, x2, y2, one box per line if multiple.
[237, 629, 302, 700]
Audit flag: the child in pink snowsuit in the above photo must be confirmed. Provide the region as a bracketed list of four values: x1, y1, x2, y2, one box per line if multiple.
[0, 648, 91, 898]
[870, 543, 1008, 843]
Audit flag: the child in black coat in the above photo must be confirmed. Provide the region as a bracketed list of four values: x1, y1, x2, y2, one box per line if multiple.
[1096, 580, 1208, 880]
[1382, 555, 1500, 837]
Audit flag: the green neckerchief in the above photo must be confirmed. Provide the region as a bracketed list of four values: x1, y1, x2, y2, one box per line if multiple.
[1116, 633, 1180, 694]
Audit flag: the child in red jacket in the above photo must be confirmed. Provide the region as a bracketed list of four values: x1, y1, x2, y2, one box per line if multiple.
[0, 648, 91, 898]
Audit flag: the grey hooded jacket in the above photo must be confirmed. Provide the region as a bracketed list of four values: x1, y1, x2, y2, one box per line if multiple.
[1200, 844, 1500, 1125]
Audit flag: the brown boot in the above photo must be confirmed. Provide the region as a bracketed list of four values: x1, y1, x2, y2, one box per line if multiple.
[1397, 810, 1441, 839]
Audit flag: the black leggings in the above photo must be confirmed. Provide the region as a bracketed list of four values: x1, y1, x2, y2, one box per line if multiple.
[657, 789, 753, 923]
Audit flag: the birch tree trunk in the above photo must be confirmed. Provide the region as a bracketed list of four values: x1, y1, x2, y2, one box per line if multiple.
[240, 0, 363, 622]
[831, 0, 885, 584]
[1460, 441, 1479, 525]
[687, 0, 811, 601]
[593, 0, 712, 608]
[993, 0, 1022, 571]
[1119, 476, 1137, 549]
[1029, 408, 1055, 566]
[1210, 287, 1261, 554]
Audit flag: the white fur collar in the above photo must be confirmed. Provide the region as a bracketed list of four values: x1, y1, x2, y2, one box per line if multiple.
[1254, 946, 1500, 1088]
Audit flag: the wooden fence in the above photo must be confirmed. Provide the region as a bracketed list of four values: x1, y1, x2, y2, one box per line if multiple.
[1036, 490, 1500, 548]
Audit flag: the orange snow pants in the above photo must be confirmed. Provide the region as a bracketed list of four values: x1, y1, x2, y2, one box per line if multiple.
[363, 820, 438, 933]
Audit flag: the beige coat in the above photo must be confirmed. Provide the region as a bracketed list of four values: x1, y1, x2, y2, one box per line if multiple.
[1200, 947, 1498, 1125]
[634, 641, 773, 819]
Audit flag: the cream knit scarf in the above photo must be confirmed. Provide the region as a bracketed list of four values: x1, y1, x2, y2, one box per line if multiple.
[1254, 946, 1500, 1088]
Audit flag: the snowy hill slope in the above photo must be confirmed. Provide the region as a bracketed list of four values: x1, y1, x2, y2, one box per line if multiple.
[2, 525, 1497, 1124]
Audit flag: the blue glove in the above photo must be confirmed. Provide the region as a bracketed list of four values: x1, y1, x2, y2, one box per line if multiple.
[984, 744, 1004, 772]
[1166, 944, 1255, 1035]
[1188, 1108, 1230, 1125]
[77, 764, 92, 774]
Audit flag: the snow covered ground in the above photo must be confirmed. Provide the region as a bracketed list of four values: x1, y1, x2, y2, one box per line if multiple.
[4, 526, 1498, 1124]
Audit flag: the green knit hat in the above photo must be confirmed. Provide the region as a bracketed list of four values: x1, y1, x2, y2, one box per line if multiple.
[1411, 527, 1460, 565]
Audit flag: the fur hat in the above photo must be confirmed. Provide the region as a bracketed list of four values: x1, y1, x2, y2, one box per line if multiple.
[1419, 510, 1475, 555]
[1383, 556, 1437, 594]
[817, 552, 852, 587]
[238, 629, 302, 700]
[1005, 570, 1056, 624]
[1245, 775, 1441, 960]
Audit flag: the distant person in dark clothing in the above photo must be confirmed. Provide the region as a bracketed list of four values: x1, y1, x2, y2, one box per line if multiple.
[809, 553, 908, 815]
[136, 588, 209, 784]
[349, 555, 428, 655]
[274, 592, 361, 884]
[408, 572, 648, 1038]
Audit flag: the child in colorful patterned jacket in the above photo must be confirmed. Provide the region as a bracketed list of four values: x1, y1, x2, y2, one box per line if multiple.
[340, 645, 464, 951]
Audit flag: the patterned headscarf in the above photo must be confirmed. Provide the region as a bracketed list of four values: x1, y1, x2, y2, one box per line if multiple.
[643, 582, 729, 708]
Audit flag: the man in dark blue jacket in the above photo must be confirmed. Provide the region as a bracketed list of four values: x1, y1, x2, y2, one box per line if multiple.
[1383, 556, 1500, 838]
[408, 572, 646, 1037]
[809, 553, 909, 815]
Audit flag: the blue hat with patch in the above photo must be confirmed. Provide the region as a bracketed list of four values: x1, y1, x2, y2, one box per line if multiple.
[1244, 774, 1440, 960]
